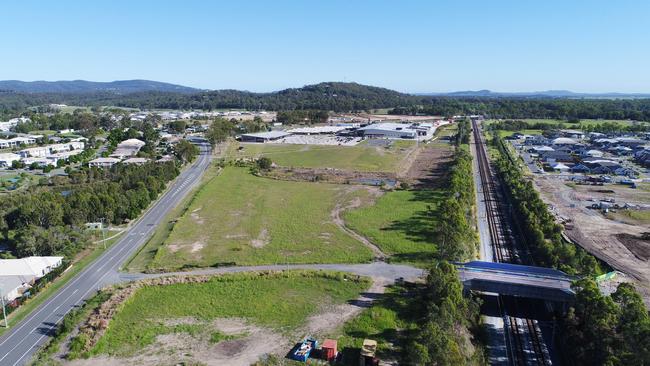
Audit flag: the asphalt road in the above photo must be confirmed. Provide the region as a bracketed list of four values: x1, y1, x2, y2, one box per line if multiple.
[0, 141, 212, 366]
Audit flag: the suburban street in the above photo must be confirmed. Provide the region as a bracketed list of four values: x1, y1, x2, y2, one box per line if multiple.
[0, 141, 212, 366]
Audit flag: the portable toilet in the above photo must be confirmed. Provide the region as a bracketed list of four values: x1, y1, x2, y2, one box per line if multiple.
[322, 339, 337, 361]
[359, 339, 378, 366]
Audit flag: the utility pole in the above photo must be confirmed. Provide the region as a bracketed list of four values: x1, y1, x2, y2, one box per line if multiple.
[100, 218, 106, 249]
[1, 292, 7, 328]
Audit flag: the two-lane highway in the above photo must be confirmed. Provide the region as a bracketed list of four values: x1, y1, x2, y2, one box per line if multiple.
[0, 142, 212, 366]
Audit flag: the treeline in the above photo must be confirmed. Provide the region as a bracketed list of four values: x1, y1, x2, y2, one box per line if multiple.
[491, 134, 650, 365]
[403, 125, 484, 365]
[0, 162, 179, 258]
[562, 279, 650, 365]
[491, 119, 650, 133]
[276, 110, 329, 124]
[493, 135, 600, 276]
[409, 98, 650, 121]
[404, 262, 483, 365]
[455, 118, 471, 145]
[436, 147, 476, 261]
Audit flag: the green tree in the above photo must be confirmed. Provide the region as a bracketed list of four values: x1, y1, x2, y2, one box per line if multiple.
[174, 140, 199, 163]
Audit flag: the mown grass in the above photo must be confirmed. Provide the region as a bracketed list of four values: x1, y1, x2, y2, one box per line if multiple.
[228, 142, 414, 172]
[147, 167, 373, 271]
[344, 189, 443, 266]
[89, 271, 370, 357]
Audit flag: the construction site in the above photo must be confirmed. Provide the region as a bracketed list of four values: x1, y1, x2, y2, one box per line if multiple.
[534, 176, 650, 304]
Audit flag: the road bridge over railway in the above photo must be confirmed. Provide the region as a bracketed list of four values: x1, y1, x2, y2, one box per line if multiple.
[456, 261, 575, 302]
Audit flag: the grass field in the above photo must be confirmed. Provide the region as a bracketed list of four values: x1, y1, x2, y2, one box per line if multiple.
[88, 271, 370, 357]
[228, 141, 415, 172]
[127, 165, 222, 272]
[146, 167, 374, 271]
[344, 189, 442, 266]
[327, 282, 422, 364]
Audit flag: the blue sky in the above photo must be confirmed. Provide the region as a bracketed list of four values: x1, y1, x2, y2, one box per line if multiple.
[2, 0, 649, 93]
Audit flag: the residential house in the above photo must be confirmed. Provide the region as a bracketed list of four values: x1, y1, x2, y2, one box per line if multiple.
[0, 256, 64, 302]
[88, 157, 121, 168]
[0, 153, 20, 167]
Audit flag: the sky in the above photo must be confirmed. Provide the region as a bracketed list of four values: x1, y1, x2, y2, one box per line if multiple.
[1, 0, 649, 93]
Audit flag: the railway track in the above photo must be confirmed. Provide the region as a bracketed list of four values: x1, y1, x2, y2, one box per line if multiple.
[471, 119, 550, 366]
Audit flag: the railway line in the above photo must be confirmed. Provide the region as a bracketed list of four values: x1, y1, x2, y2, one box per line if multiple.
[471, 119, 551, 366]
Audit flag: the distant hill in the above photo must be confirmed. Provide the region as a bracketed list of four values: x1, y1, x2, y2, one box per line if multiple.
[0, 79, 200, 94]
[419, 89, 650, 99]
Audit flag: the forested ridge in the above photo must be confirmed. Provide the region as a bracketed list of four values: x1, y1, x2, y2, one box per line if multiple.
[4, 82, 650, 121]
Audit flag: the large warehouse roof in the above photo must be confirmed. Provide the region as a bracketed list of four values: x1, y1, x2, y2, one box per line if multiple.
[240, 131, 291, 140]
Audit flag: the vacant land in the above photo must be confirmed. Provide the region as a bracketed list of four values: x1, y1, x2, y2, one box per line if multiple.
[229, 141, 416, 172]
[345, 189, 443, 266]
[146, 167, 374, 271]
[67, 271, 369, 365]
[330, 282, 421, 364]
[534, 176, 650, 304]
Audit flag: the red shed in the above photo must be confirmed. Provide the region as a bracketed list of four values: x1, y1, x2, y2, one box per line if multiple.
[321, 339, 338, 361]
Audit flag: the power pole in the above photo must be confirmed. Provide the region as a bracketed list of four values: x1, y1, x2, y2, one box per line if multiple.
[1, 293, 7, 328]
[100, 218, 106, 249]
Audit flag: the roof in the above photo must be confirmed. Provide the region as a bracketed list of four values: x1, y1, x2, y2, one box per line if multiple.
[322, 339, 337, 348]
[359, 122, 414, 132]
[551, 162, 570, 170]
[241, 131, 291, 139]
[123, 157, 149, 164]
[89, 157, 121, 164]
[0, 153, 20, 160]
[118, 138, 146, 147]
[552, 137, 579, 145]
[287, 126, 348, 134]
[532, 146, 554, 151]
[0, 256, 63, 277]
[0, 275, 33, 299]
[561, 129, 584, 135]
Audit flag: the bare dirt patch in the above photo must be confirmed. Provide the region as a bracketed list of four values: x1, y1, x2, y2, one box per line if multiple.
[616, 233, 650, 261]
[67, 320, 287, 366]
[402, 143, 454, 189]
[534, 176, 650, 306]
[303, 278, 387, 336]
[190, 207, 205, 225]
[251, 228, 270, 248]
[191, 240, 205, 253]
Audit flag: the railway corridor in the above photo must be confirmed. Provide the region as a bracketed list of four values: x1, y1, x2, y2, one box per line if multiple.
[471, 119, 553, 366]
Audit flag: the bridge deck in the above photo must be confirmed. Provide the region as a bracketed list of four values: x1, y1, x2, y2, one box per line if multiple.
[456, 261, 575, 302]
